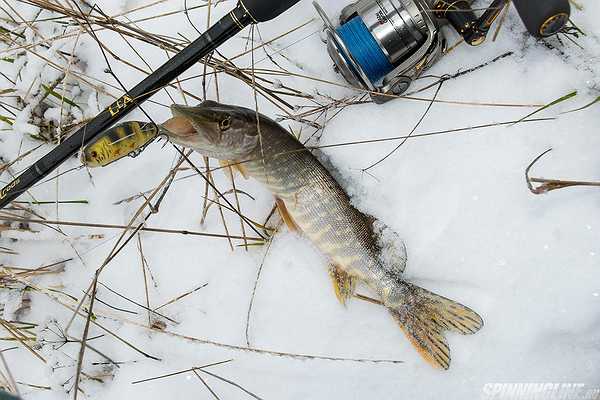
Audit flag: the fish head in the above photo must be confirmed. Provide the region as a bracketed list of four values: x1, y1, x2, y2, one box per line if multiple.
[162, 101, 259, 160]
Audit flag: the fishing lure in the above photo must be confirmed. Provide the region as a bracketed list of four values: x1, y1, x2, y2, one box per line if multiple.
[81, 121, 159, 168]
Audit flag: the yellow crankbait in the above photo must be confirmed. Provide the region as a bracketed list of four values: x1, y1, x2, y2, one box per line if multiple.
[81, 121, 159, 168]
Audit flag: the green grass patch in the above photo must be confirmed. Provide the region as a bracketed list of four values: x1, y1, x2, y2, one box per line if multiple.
[0, 115, 13, 125]
[514, 91, 577, 125]
[41, 84, 82, 110]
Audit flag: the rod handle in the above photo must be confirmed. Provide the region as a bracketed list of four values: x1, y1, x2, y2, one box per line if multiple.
[239, 0, 302, 22]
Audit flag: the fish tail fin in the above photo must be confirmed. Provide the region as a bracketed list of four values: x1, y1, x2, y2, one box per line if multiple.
[386, 282, 483, 370]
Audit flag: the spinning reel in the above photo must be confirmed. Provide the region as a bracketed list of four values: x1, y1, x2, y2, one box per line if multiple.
[314, 0, 572, 103]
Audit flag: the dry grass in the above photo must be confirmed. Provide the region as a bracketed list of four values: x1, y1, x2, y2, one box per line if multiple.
[0, 0, 591, 398]
[526, 149, 600, 195]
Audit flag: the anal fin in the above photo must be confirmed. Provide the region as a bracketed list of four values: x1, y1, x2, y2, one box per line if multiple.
[329, 264, 357, 306]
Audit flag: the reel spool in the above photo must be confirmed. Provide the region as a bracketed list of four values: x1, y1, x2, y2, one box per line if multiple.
[314, 0, 445, 104]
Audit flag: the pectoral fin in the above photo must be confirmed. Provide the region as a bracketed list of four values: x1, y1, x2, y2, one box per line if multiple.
[220, 160, 249, 180]
[235, 163, 249, 179]
[329, 264, 357, 306]
[275, 198, 301, 232]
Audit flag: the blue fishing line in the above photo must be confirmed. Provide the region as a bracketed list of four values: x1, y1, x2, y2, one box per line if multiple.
[336, 16, 394, 83]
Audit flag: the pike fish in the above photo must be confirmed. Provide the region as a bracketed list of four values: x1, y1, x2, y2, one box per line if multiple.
[161, 100, 484, 370]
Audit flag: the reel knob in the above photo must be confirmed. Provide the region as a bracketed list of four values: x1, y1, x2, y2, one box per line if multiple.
[511, 0, 571, 37]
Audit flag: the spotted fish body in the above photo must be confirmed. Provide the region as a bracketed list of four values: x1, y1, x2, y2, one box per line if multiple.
[162, 101, 484, 370]
[243, 126, 400, 285]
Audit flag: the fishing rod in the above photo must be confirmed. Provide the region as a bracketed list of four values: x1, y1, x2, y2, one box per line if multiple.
[0, 0, 300, 209]
[0, 0, 573, 207]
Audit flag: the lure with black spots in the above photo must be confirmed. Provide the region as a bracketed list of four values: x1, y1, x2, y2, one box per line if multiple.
[81, 121, 159, 168]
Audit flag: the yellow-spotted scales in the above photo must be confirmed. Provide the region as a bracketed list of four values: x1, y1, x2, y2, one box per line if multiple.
[161, 100, 484, 370]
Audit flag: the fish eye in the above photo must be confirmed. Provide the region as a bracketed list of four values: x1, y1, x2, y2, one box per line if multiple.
[219, 117, 231, 132]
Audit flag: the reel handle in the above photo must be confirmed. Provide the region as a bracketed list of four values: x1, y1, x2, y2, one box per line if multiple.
[511, 0, 571, 37]
[434, 0, 507, 46]
[240, 0, 302, 22]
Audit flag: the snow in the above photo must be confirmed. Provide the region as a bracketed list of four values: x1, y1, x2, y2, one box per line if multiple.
[1, 0, 599, 399]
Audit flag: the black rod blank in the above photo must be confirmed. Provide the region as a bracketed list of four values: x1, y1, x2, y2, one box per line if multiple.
[0, 0, 300, 209]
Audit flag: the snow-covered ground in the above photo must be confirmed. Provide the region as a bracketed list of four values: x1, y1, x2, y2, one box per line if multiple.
[1, 1, 599, 399]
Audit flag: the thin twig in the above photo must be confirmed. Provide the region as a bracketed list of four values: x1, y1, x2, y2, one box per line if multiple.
[526, 149, 600, 194]
[131, 360, 233, 385]
[0, 217, 264, 242]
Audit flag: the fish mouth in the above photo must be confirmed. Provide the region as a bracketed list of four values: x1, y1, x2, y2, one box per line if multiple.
[160, 104, 200, 140]
[170, 102, 216, 122]
[170, 104, 196, 119]
[161, 115, 195, 139]
[164, 103, 217, 138]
